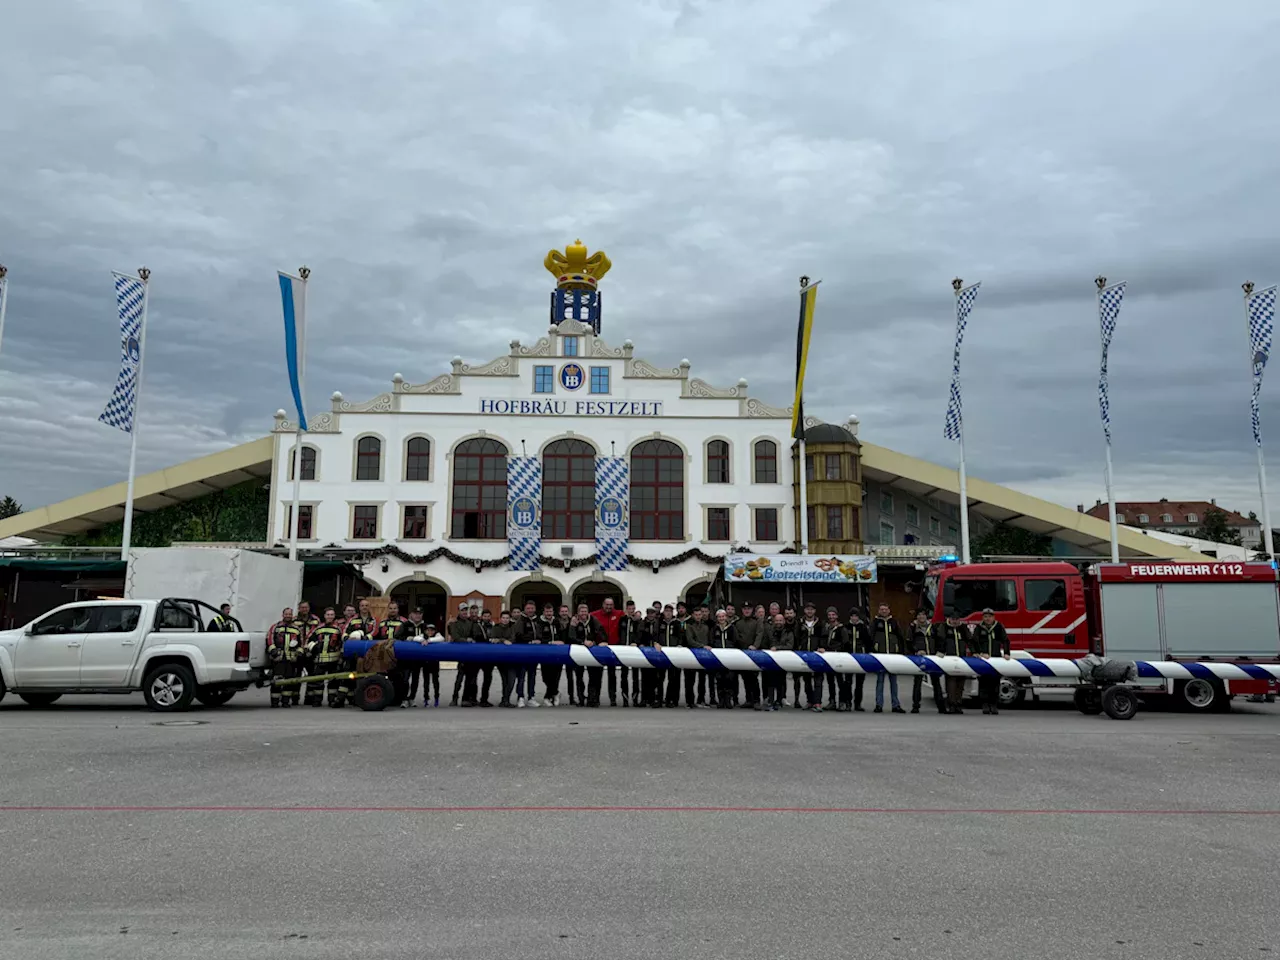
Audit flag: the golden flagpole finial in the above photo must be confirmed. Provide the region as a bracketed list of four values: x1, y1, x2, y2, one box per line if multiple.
[799, 275, 810, 289]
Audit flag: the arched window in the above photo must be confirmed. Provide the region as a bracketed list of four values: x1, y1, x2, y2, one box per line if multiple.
[543, 439, 596, 540]
[288, 445, 317, 481]
[706, 439, 730, 483]
[631, 439, 684, 540]
[355, 436, 382, 481]
[451, 438, 508, 539]
[405, 437, 430, 481]
[753, 440, 777, 483]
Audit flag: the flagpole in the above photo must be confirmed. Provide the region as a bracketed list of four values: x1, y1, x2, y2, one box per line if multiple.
[951, 278, 972, 564]
[796, 276, 819, 556]
[288, 266, 310, 562]
[1097, 276, 1120, 563]
[1244, 282, 1275, 558]
[0, 265, 10, 360]
[120, 267, 151, 563]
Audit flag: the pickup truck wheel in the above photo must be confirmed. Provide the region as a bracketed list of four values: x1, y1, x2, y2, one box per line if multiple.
[196, 688, 236, 707]
[353, 676, 393, 712]
[1101, 685, 1138, 720]
[18, 692, 62, 708]
[143, 664, 196, 712]
[1073, 687, 1103, 715]
[0, 676, 6, 705]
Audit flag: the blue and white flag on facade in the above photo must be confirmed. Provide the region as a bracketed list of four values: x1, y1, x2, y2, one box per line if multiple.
[1247, 285, 1276, 447]
[507, 457, 542, 571]
[278, 271, 308, 431]
[98, 272, 148, 433]
[594, 457, 629, 571]
[943, 281, 981, 442]
[1097, 281, 1127, 444]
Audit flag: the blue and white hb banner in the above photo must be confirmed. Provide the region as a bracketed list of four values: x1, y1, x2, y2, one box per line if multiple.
[1247, 285, 1276, 447]
[278, 271, 308, 431]
[595, 457, 629, 571]
[98, 272, 148, 433]
[507, 457, 542, 571]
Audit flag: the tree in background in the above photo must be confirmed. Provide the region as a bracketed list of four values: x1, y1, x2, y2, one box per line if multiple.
[61, 481, 268, 547]
[970, 522, 1052, 558]
[1195, 506, 1242, 546]
[0, 496, 21, 519]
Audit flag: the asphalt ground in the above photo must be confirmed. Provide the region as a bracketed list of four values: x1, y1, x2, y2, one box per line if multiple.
[0, 678, 1278, 960]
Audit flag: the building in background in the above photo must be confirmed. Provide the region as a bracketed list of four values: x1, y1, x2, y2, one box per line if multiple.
[1083, 499, 1262, 549]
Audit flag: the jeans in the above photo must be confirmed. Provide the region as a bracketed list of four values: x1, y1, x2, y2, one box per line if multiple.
[875, 673, 900, 709]
[568, 664, 586, 703]
[517, 664, 537, 700]
[543, 663, 563, 700]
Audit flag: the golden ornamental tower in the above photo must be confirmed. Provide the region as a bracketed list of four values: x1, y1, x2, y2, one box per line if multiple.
[544, 239, 610, 333]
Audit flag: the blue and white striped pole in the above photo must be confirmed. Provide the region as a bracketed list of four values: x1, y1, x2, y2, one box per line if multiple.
[342, 641, 1280, 685]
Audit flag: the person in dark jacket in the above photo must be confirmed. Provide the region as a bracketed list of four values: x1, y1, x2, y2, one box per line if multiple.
[447, 603, 480, 706]
[710, 609, 738, 708]
[684, 606, 711, 708]
[538, 603, 564, 706]
[820, 606, 849, 712]
[796, 602, 823, 711]
[908, 609, 946, 714]
[638, 608, 661, 705]
[939, 614, 971, 713]
[870, 602, 906, 713]
[498, 600, 536, 707]
[847, 609, 871, 711]
[736, 605, 766, 710]
[970, 607, 1010, 714]
[762, 613, 795, 710]
[656, 604, 685, 707]
[618, 603, 646, 706]
[570, 603, 605, 707]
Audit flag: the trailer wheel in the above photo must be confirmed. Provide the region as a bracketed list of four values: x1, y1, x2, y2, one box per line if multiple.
[998, 679, 1027, 708]
[1073, 687, 1103, 715]
[1101, 685, 1138, 720]
[354, 676, 393, 712]
[1178, 678, 1223, 713]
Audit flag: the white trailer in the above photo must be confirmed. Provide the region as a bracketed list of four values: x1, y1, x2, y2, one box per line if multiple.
[125, 548, 302, 632]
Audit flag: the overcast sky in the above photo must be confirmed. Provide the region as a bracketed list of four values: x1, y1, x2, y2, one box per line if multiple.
[2, 0, 1279, 521]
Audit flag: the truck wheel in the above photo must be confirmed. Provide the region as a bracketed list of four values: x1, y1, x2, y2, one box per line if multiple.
[0, 676, 6, 705]
[18, 692, 63, 708]
[998, 679, 1027, 708]
[1179, 678, 1223, 713]
[1101, 685, 1138, 720]
[1073, 687, 1103, 715]
[142, 664, 197, 712]
[196, 688, 236, 707]
[354, 676, 393, 711]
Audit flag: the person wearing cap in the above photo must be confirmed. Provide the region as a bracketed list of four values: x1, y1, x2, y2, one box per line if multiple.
[971, 608, 1010, 714]
[869, 602, 906, 713]
[938, 614, 971, 713]
[422, 620, 444, 706]
[797, 601, 823, 711]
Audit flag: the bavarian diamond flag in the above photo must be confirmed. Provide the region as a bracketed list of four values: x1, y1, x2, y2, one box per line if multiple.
[98, 272, 148, 433]
[507, 456, 542, 571]
[595, 457, 629, 571]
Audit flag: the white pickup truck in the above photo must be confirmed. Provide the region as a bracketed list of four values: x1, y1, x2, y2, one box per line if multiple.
[0, 597, 267, 712]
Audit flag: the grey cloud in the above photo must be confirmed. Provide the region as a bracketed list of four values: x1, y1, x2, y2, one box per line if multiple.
[2, 0, 1279, 523]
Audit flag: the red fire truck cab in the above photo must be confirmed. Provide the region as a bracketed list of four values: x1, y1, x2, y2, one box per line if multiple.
[921, 559, 1280, 711]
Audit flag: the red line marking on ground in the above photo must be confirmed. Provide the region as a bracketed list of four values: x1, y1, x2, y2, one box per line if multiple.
[1, 804, 1277, 816]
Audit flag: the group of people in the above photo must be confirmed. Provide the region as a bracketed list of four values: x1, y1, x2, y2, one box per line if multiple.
[264, 595, 1013, 716]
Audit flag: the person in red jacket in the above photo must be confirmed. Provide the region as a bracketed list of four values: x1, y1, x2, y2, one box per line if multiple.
[591, 597, 624, 706]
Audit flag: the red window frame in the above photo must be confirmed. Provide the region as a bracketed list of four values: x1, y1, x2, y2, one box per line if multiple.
[753, 440, 777, 483]
[706, 507, 730, 542]
[630, 439, 683, 541]
[289, 446, 316, 481]
[352, 505, 378, 539]
[405, 437, 430, 481]
[286, 504, 313, 539]
[402, 505, 429, 539]
[356, 436, 382, 481]
[542, 439, 596, 540]
[755, 507, 779, 541]
[451, 439, 508, 539]
[706, 440, 730, 483]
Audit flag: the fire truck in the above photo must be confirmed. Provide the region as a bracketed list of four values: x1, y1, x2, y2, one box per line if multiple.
[920, 559, 1280, 712]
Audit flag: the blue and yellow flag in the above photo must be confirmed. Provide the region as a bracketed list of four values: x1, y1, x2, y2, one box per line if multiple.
[791, 282, 818, 440]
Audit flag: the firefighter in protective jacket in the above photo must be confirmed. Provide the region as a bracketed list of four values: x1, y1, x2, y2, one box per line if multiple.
[267, 609, 304, 707]
[305, 608, 346, 707]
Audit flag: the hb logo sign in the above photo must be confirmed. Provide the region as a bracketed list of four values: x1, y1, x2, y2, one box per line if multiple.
[598, 496, 625, 530]
[511, 496, 537, 529]
[560, 363, 584, 391]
